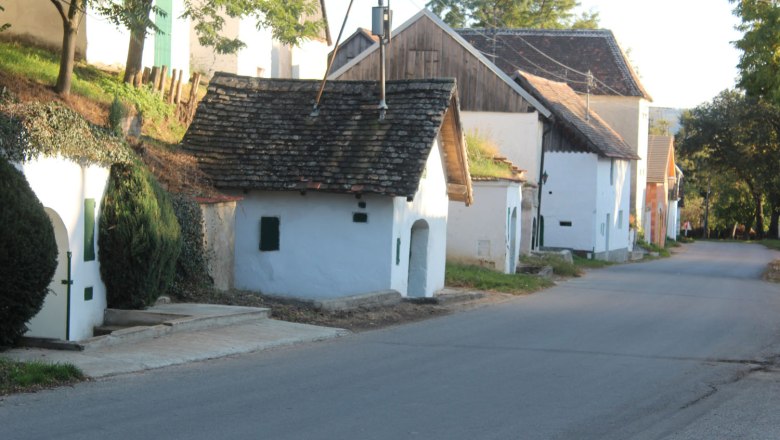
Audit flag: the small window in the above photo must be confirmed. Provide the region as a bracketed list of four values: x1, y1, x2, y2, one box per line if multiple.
[259, 217, 280, 251]
[84, 198, 96, 261]
[84, 286, 93, 301]
[559, 221, 572, 227]
[610, 159, 615, 186]
[353, 213, 368, 223]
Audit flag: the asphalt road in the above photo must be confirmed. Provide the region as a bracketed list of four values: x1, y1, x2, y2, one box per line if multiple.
[3, 242, 780, 440]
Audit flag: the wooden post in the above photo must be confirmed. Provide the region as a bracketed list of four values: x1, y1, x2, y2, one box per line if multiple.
[149, 66, 160, 91]
[142, 67, 151, 85]
[186, 73, 202, 122]
[167, 68, 177, 104]
[133, 70, 143, 88]
[159, 65, 168, 96]
[173, 69, 184, 104]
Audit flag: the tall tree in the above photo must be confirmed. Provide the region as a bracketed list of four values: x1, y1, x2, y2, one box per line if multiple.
[678, 90, 780, 239]
[426, 0, 599, 29]
[50, 0, 87, 96]
[731, 0, 780, 102]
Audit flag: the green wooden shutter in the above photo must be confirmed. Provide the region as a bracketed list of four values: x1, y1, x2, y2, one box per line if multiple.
[84, 198, 96, 261]
[154, 0, 173, 68]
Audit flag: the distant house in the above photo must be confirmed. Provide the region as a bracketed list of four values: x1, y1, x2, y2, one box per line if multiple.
[327, 28, 378, 73]
[447, 157, 525, 273]
[3, 0, 332, 82]
[667, 165, 684, 241]
[329, 9, 552, 257]
[459, 28, 652, 233]
[515, 71, 639, 261]
[646, 135, 679, 247]
[182, 73, 471, 299]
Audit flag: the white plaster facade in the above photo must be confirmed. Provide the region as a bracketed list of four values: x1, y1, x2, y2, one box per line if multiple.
[667, 199, 680, 240]
[18, 156, 110, 341]
[232, 140, 449, 299]
[190, 15, 328, 79]
[541, 152, 631, 261]
[461, 111, 542, 256]
[590, 96, 649, 229]
[447, 180, 522, 274]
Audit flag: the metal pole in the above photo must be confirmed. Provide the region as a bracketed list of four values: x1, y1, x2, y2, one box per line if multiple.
[378, 0, 388, 120]
[65, 251, 72, 340]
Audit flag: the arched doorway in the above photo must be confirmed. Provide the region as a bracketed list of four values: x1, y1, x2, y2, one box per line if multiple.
[407, 220, 429, 297]
[26, 208, 69, 340]
[508, 208, 518, 273]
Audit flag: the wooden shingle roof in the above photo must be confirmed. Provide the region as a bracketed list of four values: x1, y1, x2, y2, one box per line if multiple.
[514, 71, 639, 160]
[647, 135, 674, 183]
[457, 28, 651, 100]
[182, 73, 472, 203]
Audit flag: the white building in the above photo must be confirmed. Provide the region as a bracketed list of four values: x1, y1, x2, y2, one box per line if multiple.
[447, 178, 523, 274]
[182, 74, 472, 299]
[3, 0, 332, 82]
[329, 10, 552, 257]
[19, 157, 110, 341]
[458, 28, 652, 232]
[515, 71, 638, 262]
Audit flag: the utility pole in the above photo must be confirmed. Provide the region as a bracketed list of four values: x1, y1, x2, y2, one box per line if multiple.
[373, 0, 391, 120]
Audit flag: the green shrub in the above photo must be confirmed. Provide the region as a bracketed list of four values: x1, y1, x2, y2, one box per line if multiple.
[0, 157, 57, 346]
[169, 193, 212, 300]
[108, 95, 129, 136]
[99, 162, 182, 309]
[521, 255, 581, 277]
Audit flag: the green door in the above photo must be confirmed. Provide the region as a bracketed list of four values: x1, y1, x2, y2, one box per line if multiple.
[154, 0, 173, 68]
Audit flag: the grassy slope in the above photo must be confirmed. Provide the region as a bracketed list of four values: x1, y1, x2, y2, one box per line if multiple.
[0, 358, 84, 395]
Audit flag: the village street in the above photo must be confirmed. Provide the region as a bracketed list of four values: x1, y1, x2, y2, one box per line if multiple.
[2, 241, 780, 439]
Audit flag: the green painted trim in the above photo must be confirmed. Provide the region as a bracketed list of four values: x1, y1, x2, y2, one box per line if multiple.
[84, 286, 93, 301]
[84, 198, 96, 261]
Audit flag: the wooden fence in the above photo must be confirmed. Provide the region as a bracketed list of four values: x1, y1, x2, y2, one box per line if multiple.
[132, 65, 202, 124]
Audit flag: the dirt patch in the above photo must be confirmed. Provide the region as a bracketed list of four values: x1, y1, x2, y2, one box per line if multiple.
[178, 288, 512, 332]
[0, 70, 108, 126]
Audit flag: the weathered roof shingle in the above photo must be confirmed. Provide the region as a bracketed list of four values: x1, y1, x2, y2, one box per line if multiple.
[457, 28, 651, 100]
[515, 71, 639, 160]
[647, 135, 674, 183]
[182, 73, 468, 200]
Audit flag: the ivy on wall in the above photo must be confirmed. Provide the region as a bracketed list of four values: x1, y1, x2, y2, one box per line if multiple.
[0, 102, 133, 166]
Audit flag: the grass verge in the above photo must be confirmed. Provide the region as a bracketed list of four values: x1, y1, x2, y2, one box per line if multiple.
[0, 358, 84, 395]
[762, 239, 780, 251]
[445, 262, 554, 294]
[521, 255, 581, 277]
[572, 254, 614, 269]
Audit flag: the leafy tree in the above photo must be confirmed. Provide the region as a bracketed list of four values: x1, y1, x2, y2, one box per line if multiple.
[677, 90, 780, 239]
[426, 0, 599, 29]
[731, 0, 780, 102]
[649, 118, 671, 136]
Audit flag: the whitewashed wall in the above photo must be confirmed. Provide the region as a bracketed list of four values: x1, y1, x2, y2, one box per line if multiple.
[19, 156, 110, 341]
[2, 0, 87, 56]
[233, 192, 394, 299]
[590, 96, 649, 228]
[447, 181, 522, 274]
[667, 199, 679, 240]
[593, 157, 631, 261]
[541, 152, 598, 252]
[461, 111, 541, 182]
[390, 139, 450, 297]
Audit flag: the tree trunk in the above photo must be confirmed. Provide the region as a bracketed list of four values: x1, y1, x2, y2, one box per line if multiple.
[55, 24, 78, 96]
[769, 203, 780, 239]
[123, 28, 147, 84]
[754, 193, 765, 239]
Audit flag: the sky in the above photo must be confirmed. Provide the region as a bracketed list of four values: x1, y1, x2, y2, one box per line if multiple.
[324, 0, 742, 109]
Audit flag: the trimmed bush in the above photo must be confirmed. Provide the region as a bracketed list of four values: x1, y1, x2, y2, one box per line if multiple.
[169, 193, 212, 300]
[99, 162, 182, 309]
[0, 157, 57, 346]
